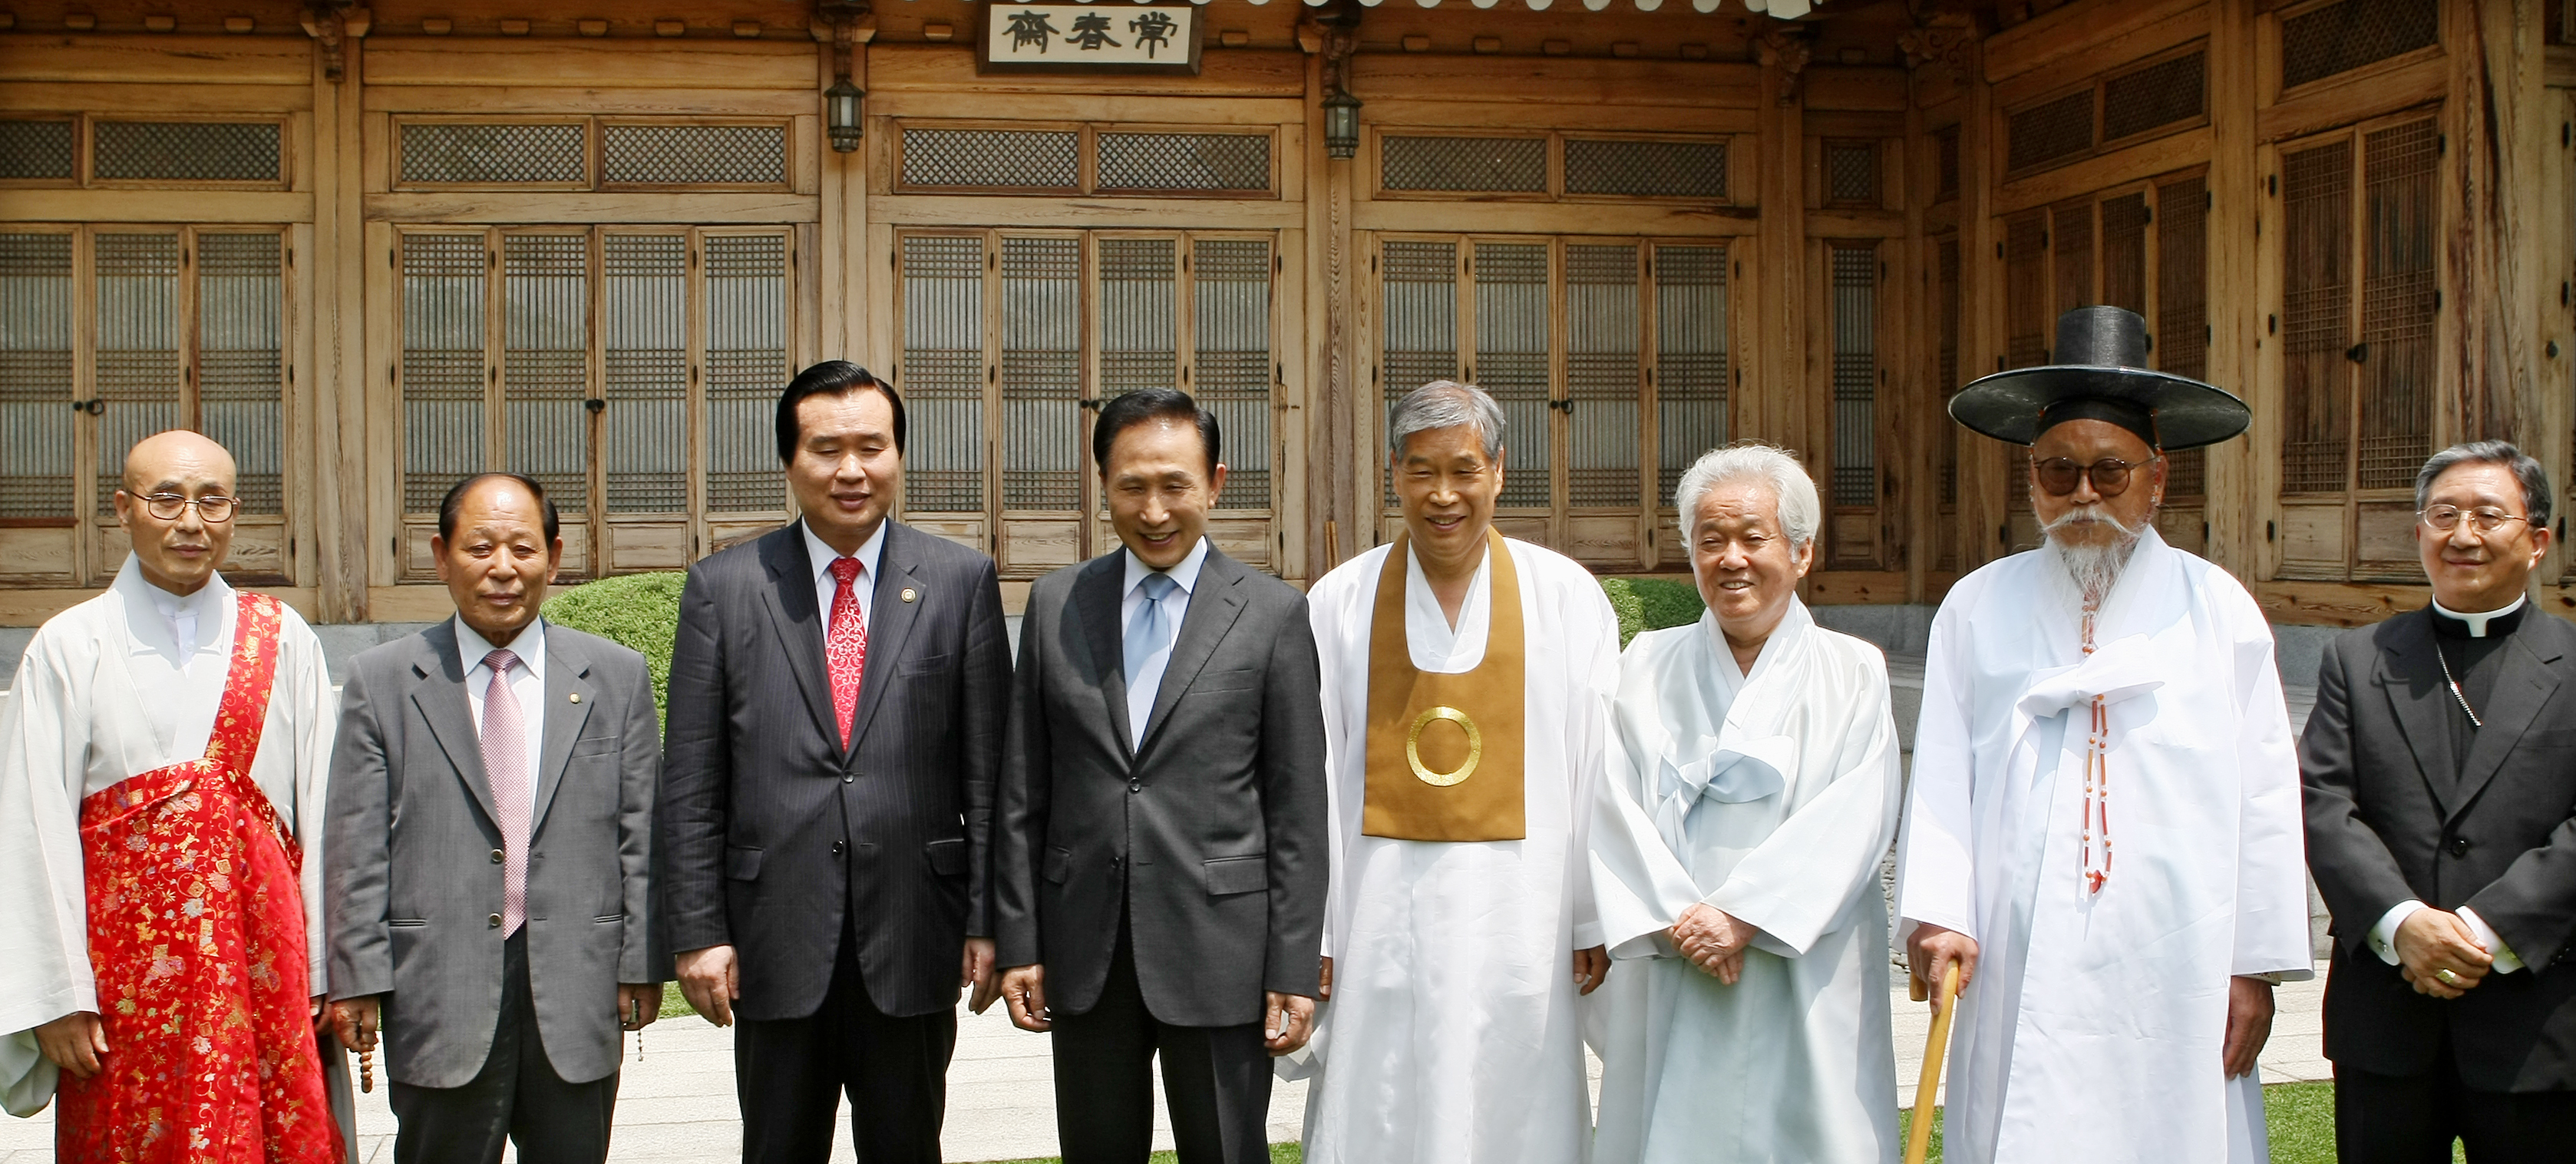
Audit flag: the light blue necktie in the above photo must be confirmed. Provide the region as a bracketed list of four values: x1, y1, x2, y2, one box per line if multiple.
[1125, 572, 1180, 689]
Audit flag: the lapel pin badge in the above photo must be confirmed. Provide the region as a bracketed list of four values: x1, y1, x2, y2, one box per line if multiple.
[901, 587, 918, 603]
[569, 693, 581, 703]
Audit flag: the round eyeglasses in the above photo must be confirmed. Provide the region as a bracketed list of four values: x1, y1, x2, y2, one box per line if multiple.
[2417, 504, 2528, 535]
[2033, 456, 2158, 498]
[138, 493, 239, 523]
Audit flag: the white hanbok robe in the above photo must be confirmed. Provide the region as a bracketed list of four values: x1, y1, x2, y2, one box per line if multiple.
[0, 558, 337, 1115]
[1894, 528, 2313, 1164]
[1590, 599, 1903, 1164]
[1293, 537, 1620, 1164]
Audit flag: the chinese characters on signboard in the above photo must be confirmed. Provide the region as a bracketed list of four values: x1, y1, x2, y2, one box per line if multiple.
[979, 3, 1204, 74]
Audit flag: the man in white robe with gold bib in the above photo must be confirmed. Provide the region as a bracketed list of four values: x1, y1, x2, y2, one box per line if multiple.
[1897, 308, 2313, 1164]
[1292, 381, 1620, 1164]
[1590, 445, 1903, 1164]
[0, 432, 350, 1160]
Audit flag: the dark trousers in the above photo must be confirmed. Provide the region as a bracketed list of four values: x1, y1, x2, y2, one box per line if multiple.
[2335, 1032, 2576, 1163]
[388, 931, 619, 1164]
[1050, 921, 1273, 1164]
[735, 925, 957, 1164]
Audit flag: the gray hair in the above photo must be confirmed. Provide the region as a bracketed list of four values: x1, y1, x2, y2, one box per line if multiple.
[2415, 440, 2553, 528]
[1673, 443, 1822, 551]
[1388, 381, 1505, 460]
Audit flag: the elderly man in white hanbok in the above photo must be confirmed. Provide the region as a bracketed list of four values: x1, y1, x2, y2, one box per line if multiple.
[1591, 445, 1903, 1164]
[1897, 307, 2313, 1164]
[1293, 381, 1620, 1164]
[0, 431, 350, 1159]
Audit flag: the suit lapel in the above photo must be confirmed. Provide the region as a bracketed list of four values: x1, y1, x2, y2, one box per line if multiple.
[530, 632, 595, 837]
[2447, 630, 2566, 824]
[411, 621, 500, 829]
[2378, 613, 2460, 813]
[758, 523, 841, 749]
[1073, 554, 1135, 764]
[1136, 550, 1250, 758]
[848, 524, 925, 755]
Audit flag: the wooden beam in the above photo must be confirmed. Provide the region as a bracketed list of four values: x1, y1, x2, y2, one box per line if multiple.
[2, 190, 314, 223]
[362, 191, 819, 223]
[1352, 98, 1758, 135]
[1350, 200, 1755, 236]
[1983, 0, 2208, 84]
[363, 84, 815, 116]
[363, 36, 814, 89]
[1991, 7, 2210, 111]
[0, 81, 313, 112]
[2252, 54, 2447, 144]
[867, 92, 1304, 125]
[1995, 127, 2214, 213]
[1350, 54, 1763, 107]
[868, 43, 1303, 98]
[872, 193, 1299, 229]
[0, 33, 315, 84]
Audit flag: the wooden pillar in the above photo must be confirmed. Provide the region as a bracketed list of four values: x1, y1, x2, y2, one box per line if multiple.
[1302, 15, 1360, 576]
[2204, 0, 2262, 578]
[1754, 30, 1811, 456]
[1957, 31, 2009, 573]
[2442, 0, 2550, 448]
[817, 11, 874, 362]
[309, 12, 369, 623]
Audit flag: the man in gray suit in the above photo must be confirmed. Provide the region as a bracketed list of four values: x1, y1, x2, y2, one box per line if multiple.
[326, 473, 663, 1164]
[996, 387, 1329, 1164]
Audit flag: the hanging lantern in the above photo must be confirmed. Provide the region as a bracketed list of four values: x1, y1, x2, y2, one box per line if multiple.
[826, 77, 864, 153]
[1323, 88, 1361, 160]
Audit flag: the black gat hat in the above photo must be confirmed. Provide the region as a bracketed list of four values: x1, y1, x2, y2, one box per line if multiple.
[1947, 306, 2251, 450]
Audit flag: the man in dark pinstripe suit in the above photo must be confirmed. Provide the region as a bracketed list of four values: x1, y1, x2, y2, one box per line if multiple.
[659, 360, 1012, 1164]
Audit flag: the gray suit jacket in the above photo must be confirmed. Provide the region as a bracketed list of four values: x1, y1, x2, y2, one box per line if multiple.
[326, 620, 662, 1089]
[994, 545, 1328, 1027]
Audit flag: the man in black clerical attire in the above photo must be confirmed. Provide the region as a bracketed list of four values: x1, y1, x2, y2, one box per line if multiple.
[2304, 440, 2576, 1162]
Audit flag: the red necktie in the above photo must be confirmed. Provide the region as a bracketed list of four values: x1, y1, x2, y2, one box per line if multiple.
[827, 557, 869, 749]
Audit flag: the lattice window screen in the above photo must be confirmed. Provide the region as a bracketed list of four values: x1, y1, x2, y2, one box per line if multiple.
[999, 236, 1082, 511]
[94, 122, 280, 183]
[1096, 134, 1271, 193]
[1936, 126, 1961, 200]
[900, 235, 987, 512]
[1194, 238, 1273, 510]
[1563, 140, 1728, 199]
[1825, 141, 1878, 205]
[2280, 140, 2355, 494]
[2003, 211, 2049, 515]
[1564, 245, 1640, 508]
[1829, 245, 1879, 511]
[2051, 199, 2095, 326]
[2103, 51, 2206, 141]
[2281, 0, 2439, 91]
[2357, 120, 2437, 491]
[401, 233, 489, 514]
[0, 120, 74, 181]
[1098, 238, 1179, 400]
[601, 124, 787, 187]
[195, 233, 284, 514]
[1380, 240, 1461, 501]
[702, 234, 788, 512]
[1382, 136, 1547, 193]
[603, 234, 689, 514]
[901, 127, 1079, 190]
[93, 233, 183, 514]
[2156, 176, 2209, 498]
[0, 233, 74, 518]
[502, 234, 590, 515]
[1475, 243, 1551, 509]
[2008, 92, 2094, 174]
[1936, 236, 1961, 516]
[400, 123, 586, 186]
[1655, 245, 1728, 506]
[2100, 193, 2151, 316]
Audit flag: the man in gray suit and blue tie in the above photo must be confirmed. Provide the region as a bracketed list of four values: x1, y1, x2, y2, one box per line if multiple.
[326, 473, 663, 1164]
[996, 388, 1329, 1164]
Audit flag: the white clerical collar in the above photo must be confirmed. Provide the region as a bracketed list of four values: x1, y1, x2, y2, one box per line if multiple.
[1124, 537, 1210, 600]
[114, 554, 233, 669]
[454, 614, 547, 680]
[2432, 594, 2526, 638]
[804, 518, 887, 587]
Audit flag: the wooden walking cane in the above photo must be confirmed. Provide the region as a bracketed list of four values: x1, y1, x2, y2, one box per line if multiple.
[1904, 962, 1963, 1164]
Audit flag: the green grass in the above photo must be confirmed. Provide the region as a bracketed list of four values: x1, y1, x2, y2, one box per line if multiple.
[541, 570, 686, 722]
[1600, 575, 1706, 647]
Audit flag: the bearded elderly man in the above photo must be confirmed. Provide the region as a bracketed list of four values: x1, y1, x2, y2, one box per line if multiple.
[1897, 306, 2314, 1164]
[1590, 444, 1904, 1164]
[0, 430, 352, 1162]
[1292, 381, 1620, 1164]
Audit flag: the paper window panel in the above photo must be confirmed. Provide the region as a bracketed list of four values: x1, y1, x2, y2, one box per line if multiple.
[1473, 242, 1551, 509]
[1829, 245, 1880, 510]
[94, 121, 281, 184]
[2051, 199, 2095, 325]
[2007, 91, 2093, 174]
[602, 235, 689, 514]
[1191, 237, 1273, 511]
[0, 120, 74, 182]
[0, 233, 74, 518]
[400, 233, 489, 514]
[2356, 120, 2438, 491]
[2280, 139, 2355, 495]
[1563, 140, 1728, 200]
[93, 233, 183, 515]
[1095, 134, 1271, 193]
[501, 234, 590, 514]
[194, 233, 285, 515]
[702, 234, 788, 513]
[1379, 240, 1461, 503]
[1937, 236, 1962, 514]
[600, 124, 787, 187]
[2281, 0, 2439, 91]
[1564, 245, 1641, 508]
[2102, 51, 2206, 143]
[999, 236, 1082, 511]
[400, 123, 586, 186]
[1654, 245, 1729, 508]
[1381, 136, 1547, 194]
[1098, 237, 1179, 400]
[2099, 193, 2151, 316]
[900, 127, 1079, 191]
[2156, 176, 2210, 498]
[899, 234, 988, 513]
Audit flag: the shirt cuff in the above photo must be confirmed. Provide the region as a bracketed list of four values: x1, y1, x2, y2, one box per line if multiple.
[2369, 900, 2427, 967]
[2455, 907, 2525, 974]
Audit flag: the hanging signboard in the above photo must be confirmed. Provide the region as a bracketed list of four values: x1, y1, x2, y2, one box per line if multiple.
[979, 4, 1204, 75]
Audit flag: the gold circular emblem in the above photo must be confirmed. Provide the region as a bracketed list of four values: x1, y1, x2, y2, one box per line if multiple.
[1405, 706, 1482, 787]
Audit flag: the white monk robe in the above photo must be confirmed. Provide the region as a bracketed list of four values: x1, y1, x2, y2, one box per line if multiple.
[0, 557, 337, 1116]
[1293, 537, 1620, 1164]
[1590, 599, 1903, 1164]
[1894, 527, 2313, 1164]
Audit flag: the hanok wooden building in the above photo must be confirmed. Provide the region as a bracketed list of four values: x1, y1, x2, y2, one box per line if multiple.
[0, 0, 2570, 627]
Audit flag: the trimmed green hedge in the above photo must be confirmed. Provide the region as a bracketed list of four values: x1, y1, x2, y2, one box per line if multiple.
[1600, 575, 1706, 647]
[542, 571, 685, 719]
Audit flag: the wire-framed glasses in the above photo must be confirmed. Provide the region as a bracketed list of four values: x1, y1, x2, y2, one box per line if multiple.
[138, 493, 239, 523]
[2417, 504, 2527, 535]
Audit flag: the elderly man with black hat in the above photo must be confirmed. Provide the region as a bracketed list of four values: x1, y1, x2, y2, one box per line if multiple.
[1894, 307, 2315, 1164]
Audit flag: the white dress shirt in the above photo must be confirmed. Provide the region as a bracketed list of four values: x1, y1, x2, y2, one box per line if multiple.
[805, 519, 887, 632]
[1118, 537, 1210, 749]
[455, 616, 546, 815]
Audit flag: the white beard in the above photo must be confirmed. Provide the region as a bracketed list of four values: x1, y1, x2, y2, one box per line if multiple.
[2040, 506, 2147, 603]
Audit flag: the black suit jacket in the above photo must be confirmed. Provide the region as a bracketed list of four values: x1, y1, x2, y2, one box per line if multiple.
[2302, 607, 2576, 1091]
[994, 546, 1328, 1027]
[660, 519, 1011, 1021]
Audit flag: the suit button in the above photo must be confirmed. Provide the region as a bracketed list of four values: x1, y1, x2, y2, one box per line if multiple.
[831, 841, 846, 857]
[2449, 837, 2472, 858]
[487, 914, 503, 928]
[1129, 781, 1142, 794]
[490, 849, 504, 864]
[844, 774, 855, 784]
